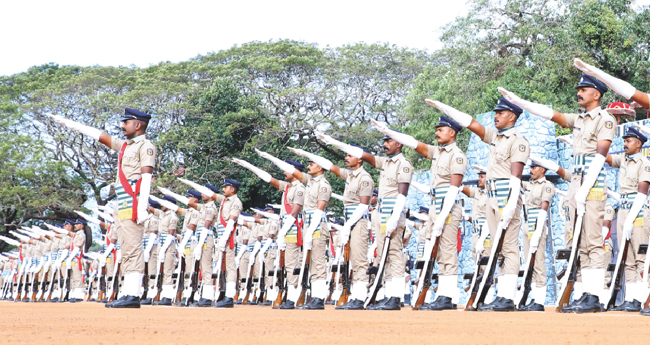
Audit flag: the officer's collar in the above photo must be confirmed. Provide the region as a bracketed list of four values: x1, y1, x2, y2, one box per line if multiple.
[350, 166, 366, 176]
[388, 152, 403, 161]
[311, 173, 325, 181]
[580, 106, 602, 119]
[531, 176, 547, 184]
[626, 152, 641, 161]
[291, 179, 302, 186]
[440, 141, 457, 152]
[126, 134, 146, 144]
[498, 126, 516, 135]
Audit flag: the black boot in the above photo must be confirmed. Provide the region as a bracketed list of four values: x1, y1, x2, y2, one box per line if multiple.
[276, 300, 295, 310]
[153, 297, 172, 306]
[174, 298, 187, 306]
[477, 297, 504, 311]
[483, 297, 515, 312]
[260, 300, 273, 306]
[107, 295, 141, 309]
[234, 298, 243, 305]
[572, 294, 601, 314]
[302, 298, 325, 310]
[422, 296, 456, 311]
[140, 298, 153, 305]
[193, 298, 213, 308]
[374, 297, 401, 310]
[49, 297, 59, 303]
[366, 297, 388, 310]
[336, 299, 364, 310]
[612, 300, 642, 312]
[560, 293, 588, 313]
[215, 297, 234, 308]
[640, 307, 650, 316]
[517, 299, 545, 312]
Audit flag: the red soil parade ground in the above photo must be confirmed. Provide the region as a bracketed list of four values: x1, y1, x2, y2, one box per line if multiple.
[0, 302, 648, 344]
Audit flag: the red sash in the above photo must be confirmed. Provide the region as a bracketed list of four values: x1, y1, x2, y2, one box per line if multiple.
[19, 247, 23, 261]
[457, 229, 462, 252]
[282, 185, 304, 246]
[106, 225, 117, 258]
[330, 240, 335, 258]
[70, 233, 84, 270]
[218, 199, 235, 250]
[117, 142, 142, 222]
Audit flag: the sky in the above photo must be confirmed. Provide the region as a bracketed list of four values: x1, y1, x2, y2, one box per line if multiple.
[3, 1, 650, 77]
[0, 0, 471, 76]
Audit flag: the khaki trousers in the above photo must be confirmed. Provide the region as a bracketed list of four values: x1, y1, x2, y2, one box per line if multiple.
[117, 219, 145, 274]
[309, 224, 330, 282]
[286, 243, 301, 287]
[350, 219, 369, 283]
[486, 195, 523, 276]
[567, 175, 606, 270]
[522, 224, 548, 288]
[375, 212, 406, 280]
[434, 204, 463, 275]
[147, 244, 158, 288]
[617, 208, 648, 283]
[265, 248, 277, 290]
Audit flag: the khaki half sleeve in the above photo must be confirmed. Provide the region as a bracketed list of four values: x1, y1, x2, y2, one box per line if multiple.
[564, 113, 577, 129]
[541, 182, 555, 204]
[110, 137, 125, 152]
[639, 160, 650, 184]
[294, 185, 306, 206]
[139, 141, 157, 168]
[509, 137, 530, 164]
[481, 127, 497, 145]
[358, 174, 374, 198]
[397, 160, 414, 184]
[450, 151, 468, 176]
[610, 155, 623, 169]
[317, 183, 332, 202]
[596, 115, 616, 142]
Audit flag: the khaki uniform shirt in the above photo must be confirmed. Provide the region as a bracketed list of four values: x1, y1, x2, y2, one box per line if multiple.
[181, 208, 201, 233]
[278, 180, 306, 215]
[468, 187, 487, 220]
[259, 218, 279, 238]
[604, 204, 616, 222]
[215, 194, 242, 224]
[300, 174, 332, 211]
[374, 153, 414, 198]
[564, 107, 616, 156]
[153, 209, 180, 233]
[523, 177, 555, 209]
[339, 167, 374, 204]
[427, 142, 467, 189]
[610, 154, 650, 195]
[109, 134, 157, 183]
[482, 126, 529, 181]
[144, 215, 159, 235]
[196, 201, 218, 228]
[72, 231, 86, 250]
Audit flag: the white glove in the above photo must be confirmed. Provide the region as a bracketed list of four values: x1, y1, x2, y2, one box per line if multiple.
[431, 185, 459, 238]
[218, 219, 236, 252]
[233, 158, 272, 183]
[497, 87, 554, 120]
[276, 236, 286, 251]
[143, 233, 157, 262]
[529, 156, 559, 173]
[370, 119, 418, 149]
[178, 230, 193, 256]
[193, 241, 204, 260]
[315, 133, 364, 158]
[251, 208, 280, 221]
[255, 149, 296, 174]
[74, 211, 101, 225]
[575, 154, 606, 216]
[475, 223, 490, 255]
[367, 241, 377, 263]
[634, 124, 650, 136]
[339, 224, 351, 246]
[218, 236, 228, 252]
[530, 210, 547, 252]
[150, 195, 179, 212]
[410, 181, 431, 194]
[252, 241, 262, 255]
[157, 187, 190, 205]
[475, 238, 485, 255]
[499, 176, 521, 226]
[303, 210, 324, 250]
[288, 147, 333, 171]
[46, 113, 102, 141]
[606, 189, 621, 203]
[573, 58, 636, 98]
[177, 178, 215, 199]
[424, 100, 473, 127]
[341, 204, 368, 243]
[385, 194, 406, 236]
[623, 192, 647, 240]
[137, 173, 152, 224]
[237, 218, 245, 225]
[601, 226, 610, 242]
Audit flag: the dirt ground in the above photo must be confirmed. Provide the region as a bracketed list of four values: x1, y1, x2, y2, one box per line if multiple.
[0, 302, 648, 345]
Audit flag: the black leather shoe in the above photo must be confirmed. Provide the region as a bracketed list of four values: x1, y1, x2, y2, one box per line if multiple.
[49, 297, 59, 303]
[248, 300, 258, 305]
[89, 298, 96, 302]
[640, 307, 650, 316]
[192, 298, 213, 307]
[423, 296, 456, 311]
[336, 298, 364, 310]
[234, 298, 243, 305]
[99, 298, 108, 303]
[260, 300, 272, 306]
[174, 298, 187, 306]
[216, 297, 234, 308]
[276, 300, 295, 309]
[560, 293, 588, 313]
[572, 294, 601, 314]
[366, 297, 388, 310]
[153, 297, 172, 306]
[612, 300, 641, 312]
[140, 298, 152, 305]
[107, 295, 141, 309]
[68, 298, 78, 303]
[417, 303, 432, 310]
[302, 298, 325, 310]
[477, 297, 504, 311]
[517, 299, 545, 312]
[374, 297, 401, 310]
[325, 300, 336, 305]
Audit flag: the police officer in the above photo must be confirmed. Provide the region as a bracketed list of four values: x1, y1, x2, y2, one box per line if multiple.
[605, 127, 650, 311]
[49, 108, 156, 308]
[232, 158, 306, 309]
[429, 97, 529, 311]
[318, 128, 414, 311]
[67, 219, 87, 303]
[500, 75, 615, 313]
[373, 115, 467, 310]
[149, 195, 180, 306]
[287, 145, 375, 310]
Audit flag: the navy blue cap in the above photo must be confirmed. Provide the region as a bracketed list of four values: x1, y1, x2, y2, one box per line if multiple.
[204, 183, 219, 194]
[493, 98, 523, 116]
[162, 195, 177, 204]
[419, 206, 429, 214]
[240, 212, 252, 218]
[55, 223, 63, 228]
[284, 159, 305, 172]
[575, 74, 608, 95]
[65, 219, 75, 226]
[222, 178, 241, 189]
[530, 161, 541, 168]
[185, 190, 202, 199]
[623, 126, 647, 144]
[333, 218, 345, 226]
[264, 204, 274, 211]
[349, 143, 369, 154]
[435, 115, 463, 133]
[149, 199, 162, 209]
[75, 218, 87, 226]
[121, 108, 151, 123]
[382, 130, 403, 141]
[373, 189, 379, 196]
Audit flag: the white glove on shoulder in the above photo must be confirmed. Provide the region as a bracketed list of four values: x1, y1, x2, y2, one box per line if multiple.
[288, 148, 333, 171]
[316, 133, 364, 158]
[424, 100, 473, 127]
[370, 119, 418, 149]
[497, 88, 554, 120]
[573, 58, 636, 99]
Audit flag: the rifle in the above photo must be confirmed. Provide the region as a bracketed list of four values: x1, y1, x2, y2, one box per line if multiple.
[186, 258, 201, 306]
[98, 265, 106, 302]
[643, 239, 650, 309]
[517, 206, 536, 308]
[605, 238, 629, 310]
[141, 259, 150, 301]
[326, 250, 337, 304]
[107, 260, 121, 303]
[256, 254, 266, 303]
[412, 237, 440, 310]
[364, 237, 391, 308]
[336, 243, 352, 306]
[152, 259, 164, 303]
[215, 251, 226, 302]
[272, 250, 286, 308]
[295, 249, 312, 307]
[173, 255, 186, 303]
[466, 220, 506, 311]
[62, 267, 71, 302]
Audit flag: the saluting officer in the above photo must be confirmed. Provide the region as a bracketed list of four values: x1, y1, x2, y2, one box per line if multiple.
[49, 108, 156, 308]
[429, 97, 529, 311]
